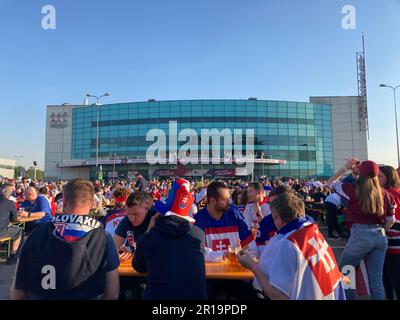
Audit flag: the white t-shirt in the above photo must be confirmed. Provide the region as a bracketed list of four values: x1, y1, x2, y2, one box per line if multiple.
[242, 202, 271, 228]
[324, 193, 341, 210]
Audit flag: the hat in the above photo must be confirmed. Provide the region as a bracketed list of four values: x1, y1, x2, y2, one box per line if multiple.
[358, 160, 379, 177]
[155, 178, 195, 223]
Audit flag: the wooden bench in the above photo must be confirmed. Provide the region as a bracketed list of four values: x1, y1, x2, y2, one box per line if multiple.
[0, 237, 12, 259]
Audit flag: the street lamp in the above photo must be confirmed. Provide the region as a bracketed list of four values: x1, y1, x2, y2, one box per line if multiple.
[86, 92, 111, 181]
[380, 84, 400, 167]
[112, 153, 117, 184]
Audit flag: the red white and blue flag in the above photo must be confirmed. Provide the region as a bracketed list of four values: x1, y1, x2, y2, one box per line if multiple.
[257, 218, 346, 300]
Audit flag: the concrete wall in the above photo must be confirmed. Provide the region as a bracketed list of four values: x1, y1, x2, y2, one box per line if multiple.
[44, 105, 90, 180]
[0, 158, 16, 179]
[309, 96, 368, 172]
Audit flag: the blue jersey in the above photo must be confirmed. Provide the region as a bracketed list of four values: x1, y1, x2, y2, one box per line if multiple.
[256, 214, 315, 246]
[20, 195, 51, 224]
[194, 204, 253, 252]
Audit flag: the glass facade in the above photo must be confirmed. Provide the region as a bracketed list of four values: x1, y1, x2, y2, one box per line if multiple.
[71, 99, 333, 178]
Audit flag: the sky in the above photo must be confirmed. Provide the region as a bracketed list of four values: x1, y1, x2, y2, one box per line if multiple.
[0, 0, 399, 170]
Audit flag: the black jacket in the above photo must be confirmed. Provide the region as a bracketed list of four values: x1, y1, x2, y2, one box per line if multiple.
[0, 194, 17, 234]
[133, 215, 207, 300]
[15, 222, 111, 299]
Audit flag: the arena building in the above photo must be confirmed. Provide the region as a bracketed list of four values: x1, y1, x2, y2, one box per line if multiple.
[44, 97, 368, 180]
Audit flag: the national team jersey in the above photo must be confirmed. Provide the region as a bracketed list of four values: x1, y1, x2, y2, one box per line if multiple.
[103, 209, 126, 237]
[256, 218, 346, 300]
[386, 187, 400, 254]
[194, 204, 254, 253]
[242, 200, 271, 228]
[256, 214, 315, 248]
[256, 214, 277, 247]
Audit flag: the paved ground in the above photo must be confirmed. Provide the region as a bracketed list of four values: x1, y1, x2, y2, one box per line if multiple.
[0, 223, 345, 300]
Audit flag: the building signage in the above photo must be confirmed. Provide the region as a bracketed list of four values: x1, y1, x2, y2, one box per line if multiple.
[50, 112, 68, 128]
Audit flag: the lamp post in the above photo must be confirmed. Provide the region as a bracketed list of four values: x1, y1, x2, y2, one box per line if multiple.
[113, 153, 117, 184]
[33, 161, 38, 180]
[86, 92, 111, 181]
[380, 84, 400, 167]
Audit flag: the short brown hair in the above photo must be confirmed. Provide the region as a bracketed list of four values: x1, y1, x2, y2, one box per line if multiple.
[270, 193, 305, 223]
[207, 181, 229, 203]
[126, 191, 146, 208]
[63, 179, 94, 208]
[39, 186, 49, 195]
[113, 188, 130, 199]
[249, 182, 263, 192]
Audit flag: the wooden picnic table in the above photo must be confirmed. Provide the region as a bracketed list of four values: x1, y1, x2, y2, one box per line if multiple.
[12, 216, 43, 232]
[119, 258, 254, 281]
[15, 216, 43, 223]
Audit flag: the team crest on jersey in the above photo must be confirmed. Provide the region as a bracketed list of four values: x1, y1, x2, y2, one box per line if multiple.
[54, 223, 66, 236]
[211, 238, 230, 251]
[287, 224, 340, 297]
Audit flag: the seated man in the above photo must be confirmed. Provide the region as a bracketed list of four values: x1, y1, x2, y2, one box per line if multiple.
[242, 182, 270, 228]
[0, 184, 23, 264]
[102, 188, 130, 237]
[113, 191, 158, 259]
[194, 181, 259, 300]
[18, 187, 51, 231]
[194, 181, 257, 261]
[133, 179, 207, 300]
[11, 179, 120, 300]
[256, 186, 315, 256]
[238, 193, 345, 300]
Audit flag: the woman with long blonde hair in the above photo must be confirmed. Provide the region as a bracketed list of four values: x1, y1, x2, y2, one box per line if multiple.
[327, 159, 395, 300]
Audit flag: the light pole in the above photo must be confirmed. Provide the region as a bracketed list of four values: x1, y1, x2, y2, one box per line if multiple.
[33, 161, 38, 180]
[113, 153, 117, 184]
[380, 84, 400, 167]
[86, 92, 111, 181]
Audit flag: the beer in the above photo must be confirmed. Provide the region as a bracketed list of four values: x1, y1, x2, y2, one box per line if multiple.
[227, 245, 239, 265]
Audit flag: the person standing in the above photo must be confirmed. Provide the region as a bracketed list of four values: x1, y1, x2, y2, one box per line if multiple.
[328, 159, 396, 300]
[324, 191, 345, 240]
[378, 165, 400, 299]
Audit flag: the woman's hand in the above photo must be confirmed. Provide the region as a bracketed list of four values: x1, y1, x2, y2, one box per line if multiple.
[237, 249, 258, 270]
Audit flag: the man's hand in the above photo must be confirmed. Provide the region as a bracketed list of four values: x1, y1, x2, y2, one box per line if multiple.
[237, 249, 258, 270]
[18, 211, 29, 218]
[119, 250, 133, 261]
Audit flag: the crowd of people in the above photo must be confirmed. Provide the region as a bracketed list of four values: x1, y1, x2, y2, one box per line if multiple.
[0, 162, 399, 300]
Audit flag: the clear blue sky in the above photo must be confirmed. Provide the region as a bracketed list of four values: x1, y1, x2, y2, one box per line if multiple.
[0, 0, 399, 169]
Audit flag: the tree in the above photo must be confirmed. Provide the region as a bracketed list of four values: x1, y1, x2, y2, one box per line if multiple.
[26, 167, 44, 180]
[14, 166, 26, 179]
